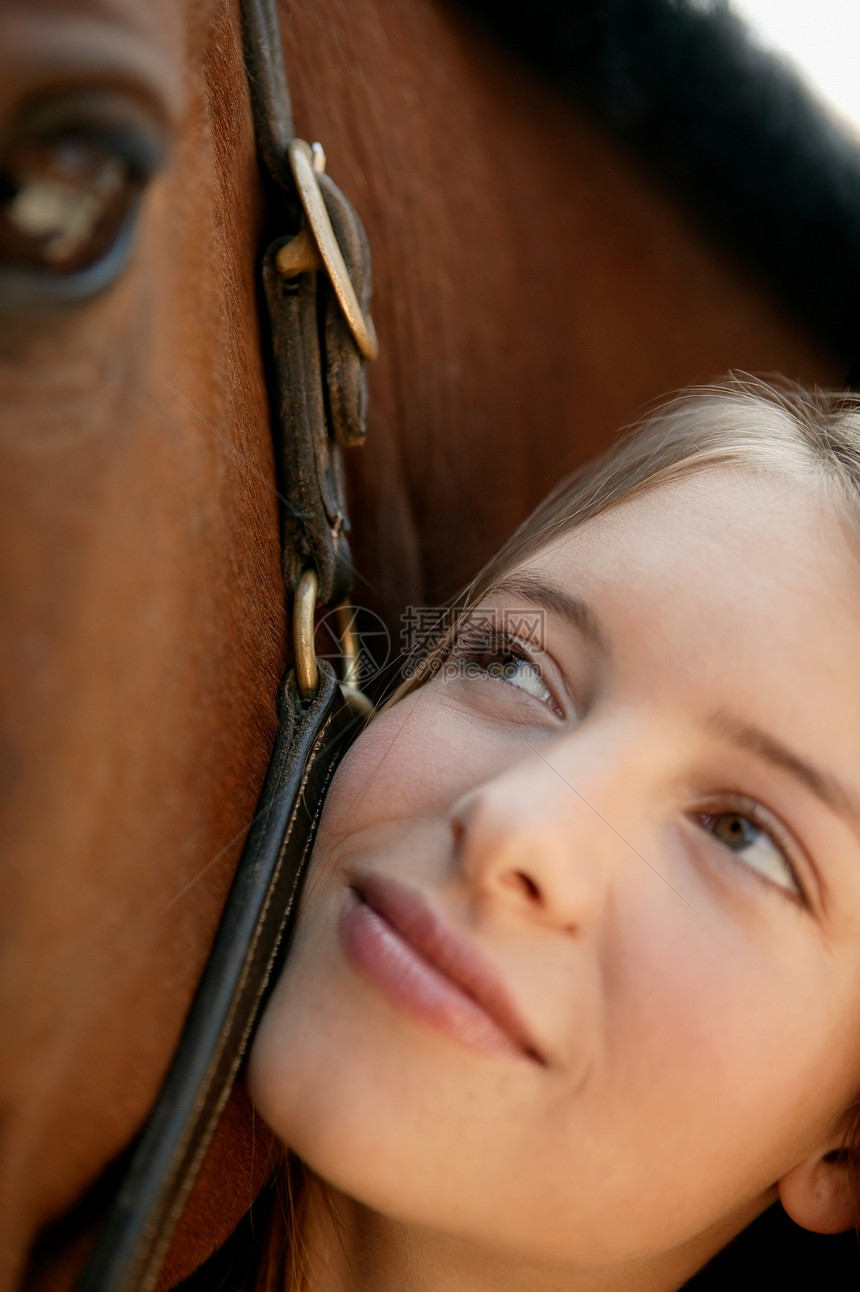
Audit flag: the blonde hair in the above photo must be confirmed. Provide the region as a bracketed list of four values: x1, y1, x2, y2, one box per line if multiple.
[392, 374, 860, 690]
[470, 374, 860, 596]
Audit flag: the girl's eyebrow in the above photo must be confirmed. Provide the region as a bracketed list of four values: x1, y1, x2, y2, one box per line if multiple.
[489, 575, 610, 657]
[708, 710, 860, 837]
[485, 580, 860, 835]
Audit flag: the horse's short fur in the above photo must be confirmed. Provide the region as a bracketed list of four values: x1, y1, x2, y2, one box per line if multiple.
[0, 1, 849, 1289]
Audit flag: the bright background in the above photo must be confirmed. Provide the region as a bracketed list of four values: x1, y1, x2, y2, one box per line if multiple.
[729, 1, 860, 137]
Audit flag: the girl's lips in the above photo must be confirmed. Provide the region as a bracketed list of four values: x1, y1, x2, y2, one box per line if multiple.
[338, 871, 544, 1064]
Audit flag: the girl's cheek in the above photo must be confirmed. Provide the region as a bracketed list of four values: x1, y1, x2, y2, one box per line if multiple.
[312, 700, 432, 839]
[321, 694, 455, 824]
[319, 680, 527, 845]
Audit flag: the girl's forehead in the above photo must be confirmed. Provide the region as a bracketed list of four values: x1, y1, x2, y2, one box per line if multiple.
[536, 468, 858, 591]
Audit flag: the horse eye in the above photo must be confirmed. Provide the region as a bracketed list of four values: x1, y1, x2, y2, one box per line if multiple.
[0, 95, 166, 308]
[0, 135, 133, 273]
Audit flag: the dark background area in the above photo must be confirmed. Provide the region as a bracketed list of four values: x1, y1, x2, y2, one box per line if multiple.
[456, 0, 860, 382]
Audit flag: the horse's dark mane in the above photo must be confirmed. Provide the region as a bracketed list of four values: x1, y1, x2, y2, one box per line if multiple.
[456, 0, 860, 378]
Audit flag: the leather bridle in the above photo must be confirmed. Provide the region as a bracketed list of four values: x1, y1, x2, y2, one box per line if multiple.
[76, 1, 376, 1287]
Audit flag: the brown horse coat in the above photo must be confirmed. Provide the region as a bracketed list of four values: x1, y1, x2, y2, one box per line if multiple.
[0, 0, 843, 1288]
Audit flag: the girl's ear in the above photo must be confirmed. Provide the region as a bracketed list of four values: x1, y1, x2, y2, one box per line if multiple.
[778, 1148, 859, 1235]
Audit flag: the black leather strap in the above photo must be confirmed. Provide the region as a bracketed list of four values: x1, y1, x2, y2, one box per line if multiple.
[240, 0, 295, 192]
[246, 0, 371, 607]
[76, 666, 360, 1292]
[74, 0, 375, 1285]
[262, 171, 371, 608]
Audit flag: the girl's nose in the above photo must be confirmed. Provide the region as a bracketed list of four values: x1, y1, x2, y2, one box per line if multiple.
[450, 751, 622, 934]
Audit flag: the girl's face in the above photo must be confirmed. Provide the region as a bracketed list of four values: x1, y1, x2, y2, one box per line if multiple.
[249, 470, 860, 1284]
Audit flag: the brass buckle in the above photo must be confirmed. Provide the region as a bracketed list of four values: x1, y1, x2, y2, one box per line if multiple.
[293, 568, 320, 699]
[293, 568, 374, 719]
[275, 139, 379, 362]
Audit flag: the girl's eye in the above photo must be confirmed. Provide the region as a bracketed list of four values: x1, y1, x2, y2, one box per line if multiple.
[698, 808, 801, 898]
[449, 626, 559, 714]
[480, 649, 552, 704]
